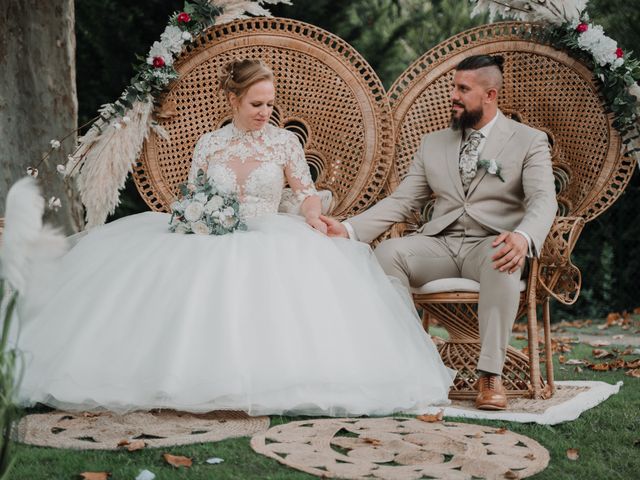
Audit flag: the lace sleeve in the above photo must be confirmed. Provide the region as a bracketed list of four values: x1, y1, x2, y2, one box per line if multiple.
[188, 133, 211, 182]
[283, 133, 317, 201]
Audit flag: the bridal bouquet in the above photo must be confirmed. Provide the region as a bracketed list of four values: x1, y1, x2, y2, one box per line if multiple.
[169, 169, 247, 235]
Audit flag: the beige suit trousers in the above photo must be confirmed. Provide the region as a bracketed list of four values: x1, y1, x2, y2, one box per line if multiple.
[374, 233, 522, 375]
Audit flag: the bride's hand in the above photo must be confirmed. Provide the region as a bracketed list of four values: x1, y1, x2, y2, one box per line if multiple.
[306, 216, 328, 235]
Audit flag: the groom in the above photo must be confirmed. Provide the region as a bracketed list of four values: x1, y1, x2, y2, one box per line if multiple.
[322, 54, 557, 410]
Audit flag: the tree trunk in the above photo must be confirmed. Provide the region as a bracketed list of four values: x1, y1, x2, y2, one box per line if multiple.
[0, 0, 83, 233]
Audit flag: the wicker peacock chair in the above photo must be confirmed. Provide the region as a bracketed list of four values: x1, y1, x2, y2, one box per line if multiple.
[385, 22, 637, 400]
[132, 17, 395, 219]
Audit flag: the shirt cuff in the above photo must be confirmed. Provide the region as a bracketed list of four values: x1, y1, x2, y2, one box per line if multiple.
[514, 229, 534, 257]
[342, 221, 358, 241]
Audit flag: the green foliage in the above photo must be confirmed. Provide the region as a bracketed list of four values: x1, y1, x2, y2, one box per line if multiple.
[0, 281, 21, 480]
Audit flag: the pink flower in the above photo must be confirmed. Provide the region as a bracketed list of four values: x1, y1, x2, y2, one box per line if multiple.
[616, 48, 624, 58]
[576, 23, 588, 33]
[152, 56, 165, 68]
[177, 12, 191, 24]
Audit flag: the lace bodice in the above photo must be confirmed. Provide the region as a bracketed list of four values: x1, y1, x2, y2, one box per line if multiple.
[189, 124, 317, 219]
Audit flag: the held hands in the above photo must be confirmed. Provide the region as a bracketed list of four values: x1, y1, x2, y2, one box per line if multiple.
[491, 231, 528, 274]
[319, 215, 349, 238]
[306, 215, 328, 235]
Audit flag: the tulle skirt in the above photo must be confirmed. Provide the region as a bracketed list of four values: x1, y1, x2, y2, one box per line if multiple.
[16, 212, 454, 416]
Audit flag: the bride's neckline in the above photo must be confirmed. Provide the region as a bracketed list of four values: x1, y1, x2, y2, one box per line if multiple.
[230, 121, 268, 140]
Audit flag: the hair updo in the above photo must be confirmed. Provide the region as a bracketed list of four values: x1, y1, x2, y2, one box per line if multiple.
[218, 59, 274, 98]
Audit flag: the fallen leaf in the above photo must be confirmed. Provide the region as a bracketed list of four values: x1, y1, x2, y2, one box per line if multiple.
[589, 340, 611, 347]
[567, 448, 579, 460]
[135, 470, 156, 480]
[117, 439, 130, 447]
[565, 359, 586, 365]
[633, 307, 640, 315]
[163, 453, 193, 468]
[590, 363, 610, 371]
[558, 355, 566, 364]
[417, 410, 444, 423]
[514, 334, 526, 340]
[592, 349, 614, 359]
[496, 428, 508, 434]
[206, 457, 224, 465]
[610, 359, 626, 370]
[625, 368, 640, 378]
[79, 473, 111, 480]
[626, 359, 640, 369]
[606, 312, 621, 326]
[127, 440, 146, 452]
[504, 470, 519, 479]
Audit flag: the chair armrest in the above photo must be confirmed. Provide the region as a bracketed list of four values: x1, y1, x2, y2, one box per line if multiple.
[537, 216, 585, 305]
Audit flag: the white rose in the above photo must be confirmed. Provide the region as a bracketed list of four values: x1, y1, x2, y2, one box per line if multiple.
[193, 192, 207, 204]
[488, 159, 499, 175]
[181, 31, 192, 42]
[204, 195, 224, 214]
[50, 139, 61, 149]
[160, 25, 184, 55]
[191, 221, 210, 235]
[56, 164, 66, 174]
[184, 202, 204, 222]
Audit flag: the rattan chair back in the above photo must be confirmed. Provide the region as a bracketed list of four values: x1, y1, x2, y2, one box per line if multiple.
[133, 18, 395, 218]
[387, 22, 636, 222]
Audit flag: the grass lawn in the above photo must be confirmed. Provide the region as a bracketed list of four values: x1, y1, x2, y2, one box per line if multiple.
[10, 323, 640, 479]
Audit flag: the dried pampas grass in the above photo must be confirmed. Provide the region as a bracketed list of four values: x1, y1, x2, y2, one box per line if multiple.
[472, 0, 588, 25]
[73, 98, 154, 228]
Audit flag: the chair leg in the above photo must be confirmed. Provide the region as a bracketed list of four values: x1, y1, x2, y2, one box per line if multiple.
[543, 297, 555, 394]
[526, 294, 542, 399]
[421, 309, 430, 333]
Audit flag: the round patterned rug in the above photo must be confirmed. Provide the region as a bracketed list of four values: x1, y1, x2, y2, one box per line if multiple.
[15, 410, 270, 450]
[251, 417, 549, 479]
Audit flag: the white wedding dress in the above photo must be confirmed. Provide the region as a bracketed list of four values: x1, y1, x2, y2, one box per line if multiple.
[13, 123, 455, 416]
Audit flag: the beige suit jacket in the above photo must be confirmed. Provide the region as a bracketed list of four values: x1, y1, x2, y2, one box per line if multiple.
[349, 111, 558, 254]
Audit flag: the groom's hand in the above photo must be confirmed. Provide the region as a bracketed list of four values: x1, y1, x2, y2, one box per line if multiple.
[491, 231, 528, 274]
[319, 215, 349, 238]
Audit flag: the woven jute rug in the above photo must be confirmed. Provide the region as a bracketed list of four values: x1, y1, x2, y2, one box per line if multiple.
[418, 380, 623, 425]
[15, 410, 270, 450]
[251, 418, 549, 480]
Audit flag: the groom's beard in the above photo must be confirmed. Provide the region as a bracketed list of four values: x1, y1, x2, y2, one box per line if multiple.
[450, 103, 483, 131]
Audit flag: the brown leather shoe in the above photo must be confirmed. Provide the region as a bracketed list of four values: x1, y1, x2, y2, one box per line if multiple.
[475, 375, 508, 410]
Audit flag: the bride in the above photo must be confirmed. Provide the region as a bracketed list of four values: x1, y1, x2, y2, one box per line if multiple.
[3, 59, 454, 416]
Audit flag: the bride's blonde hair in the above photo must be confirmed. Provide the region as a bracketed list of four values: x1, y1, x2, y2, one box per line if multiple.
[219, 59, 274, 99]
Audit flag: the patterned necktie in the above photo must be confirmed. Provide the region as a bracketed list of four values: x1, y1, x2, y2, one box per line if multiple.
[459, 130, 483, 191]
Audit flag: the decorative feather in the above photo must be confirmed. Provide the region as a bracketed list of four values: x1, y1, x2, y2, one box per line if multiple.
[74, 98, 155, 228]
[471, 0, 588, 25]
[0, 178, 68, 293]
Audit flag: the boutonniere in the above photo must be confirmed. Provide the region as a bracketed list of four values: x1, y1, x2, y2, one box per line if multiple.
[477, 158, 505, 182]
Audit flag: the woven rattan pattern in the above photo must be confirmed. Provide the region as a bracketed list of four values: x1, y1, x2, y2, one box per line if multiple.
[132, 18, 395, 218]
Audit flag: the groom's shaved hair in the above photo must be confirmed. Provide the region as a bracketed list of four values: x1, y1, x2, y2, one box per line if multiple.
[456, 55, 504, 92]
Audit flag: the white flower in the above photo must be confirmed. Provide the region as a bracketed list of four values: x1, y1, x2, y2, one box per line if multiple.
[191, 221, 210, 235]
[204, 195, 224, 214]
[49, 139, 61, 149]
[577, 24, 618, 66]
[146, 41, 174, 67]
[56, 164, 66, 174]
[193, 192, 208, 204]
[48, 196, 62, 211]
[184, 202, 204, 222]
[26, 167, 39, 178]
[160, 25, 184, 55]
[487, 159, 499, 175]
[181, 31, 192, 42]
